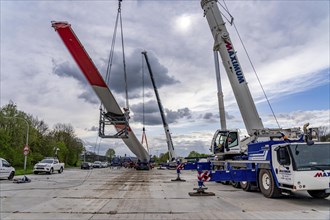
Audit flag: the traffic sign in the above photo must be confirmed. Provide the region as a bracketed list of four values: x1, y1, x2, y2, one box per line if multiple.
[23, 145, 29, 155]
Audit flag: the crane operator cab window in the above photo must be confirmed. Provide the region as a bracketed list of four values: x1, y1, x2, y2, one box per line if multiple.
[213, 131, 238, 153]
[226, 132, 238, 149]
[214, 132, 227, 153]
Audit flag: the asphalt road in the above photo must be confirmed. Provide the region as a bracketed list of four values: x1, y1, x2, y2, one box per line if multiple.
[0, 168, 329, 219]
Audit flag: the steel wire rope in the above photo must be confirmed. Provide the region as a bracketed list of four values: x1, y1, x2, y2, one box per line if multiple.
[104, 0, 130, 111]
[142, 53, 145, 131]
[119, 5, 130, 110]
[105, 5, 120, 85]
[219, 0, 281, 129]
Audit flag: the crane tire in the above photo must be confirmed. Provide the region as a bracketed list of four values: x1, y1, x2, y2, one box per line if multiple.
[241, 181, 253, 191]
[307, 190, 330, 199]
[258, 169, 281, 198]
[231, 181, 241, 188]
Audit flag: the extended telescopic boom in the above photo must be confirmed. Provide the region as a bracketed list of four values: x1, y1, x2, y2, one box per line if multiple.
[201, 0, 264, 135]
[142, 51, 177, 161]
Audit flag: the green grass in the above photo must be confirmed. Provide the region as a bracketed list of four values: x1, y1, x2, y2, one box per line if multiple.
[15, 168, 33, 175]
[14, 165, 80, 175]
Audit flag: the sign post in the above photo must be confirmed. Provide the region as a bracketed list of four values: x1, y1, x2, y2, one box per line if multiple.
[23, 145, 29, 175]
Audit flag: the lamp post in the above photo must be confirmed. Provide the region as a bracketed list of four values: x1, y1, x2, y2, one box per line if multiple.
[79, 139, 88, 162]
[4, 116, 30, 181]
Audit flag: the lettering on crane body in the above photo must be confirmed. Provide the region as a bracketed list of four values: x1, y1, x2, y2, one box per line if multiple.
[314, 171, 330, 177]
[224, 39, 245, 84]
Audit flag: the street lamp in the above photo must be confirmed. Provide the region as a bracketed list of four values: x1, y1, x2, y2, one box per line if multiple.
[4, 116, 30, 182]
[79, 139, 88, 162]
[54, 147, 60, 158]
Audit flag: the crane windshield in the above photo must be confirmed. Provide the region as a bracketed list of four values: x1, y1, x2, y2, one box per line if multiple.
[213, 131, 228, 153]
[288, 143, 330, 171]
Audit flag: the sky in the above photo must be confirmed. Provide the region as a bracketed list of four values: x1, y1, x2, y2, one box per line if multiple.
[1, 0, 329, 158]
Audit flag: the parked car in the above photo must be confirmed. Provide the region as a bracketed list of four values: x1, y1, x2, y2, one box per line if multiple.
[0, 158, 15, 180]
[111, 157, 122, 167]
[81, 162, 92, 169]
[92, 161, 102, 168]
[101, 162, 108, 168]
[33, 158, 64, 174]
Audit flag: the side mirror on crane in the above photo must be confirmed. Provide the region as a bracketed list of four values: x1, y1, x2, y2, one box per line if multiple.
[275, 146, 290, 166]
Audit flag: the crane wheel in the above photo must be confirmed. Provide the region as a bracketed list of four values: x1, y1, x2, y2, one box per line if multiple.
[258, 169, 281, 198]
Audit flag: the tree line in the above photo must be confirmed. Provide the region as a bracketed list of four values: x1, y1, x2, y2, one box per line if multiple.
[0, 102, 210, 168]
[0, 102, 84, 168]
[4, 101, 326, 168]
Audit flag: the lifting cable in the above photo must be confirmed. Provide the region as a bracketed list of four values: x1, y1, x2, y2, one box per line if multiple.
[141, 53, 149, 153]
[119, 3, 130, 111]
[220, 0, 281, 129]
[105, 0, 130, 111]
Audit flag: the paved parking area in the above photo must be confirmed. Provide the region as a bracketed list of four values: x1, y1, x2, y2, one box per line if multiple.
[0, 168, 329, 219]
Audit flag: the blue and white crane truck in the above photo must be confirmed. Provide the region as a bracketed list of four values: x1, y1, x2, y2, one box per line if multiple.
[188, 128, 330, 199]
[183, 0, 330, 199]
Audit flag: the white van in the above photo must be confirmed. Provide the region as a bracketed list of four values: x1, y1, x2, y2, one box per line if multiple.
[0, 158, 15, 180]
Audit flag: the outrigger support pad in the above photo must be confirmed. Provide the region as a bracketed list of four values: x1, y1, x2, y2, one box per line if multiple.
[171, 173, 186, 182]
[189, 187, 215, 196]
[171, 161, 186, 181]
[189, 176, 215, 196]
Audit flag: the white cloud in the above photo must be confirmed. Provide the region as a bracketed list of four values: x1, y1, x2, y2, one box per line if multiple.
[1, 1, 329, 157]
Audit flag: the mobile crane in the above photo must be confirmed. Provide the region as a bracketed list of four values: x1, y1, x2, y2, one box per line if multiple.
[142, 51, 177, 163]
[188, 0, 330, 198]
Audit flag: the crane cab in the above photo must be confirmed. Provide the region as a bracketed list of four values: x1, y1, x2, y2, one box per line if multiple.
[211, 130, 241, 159]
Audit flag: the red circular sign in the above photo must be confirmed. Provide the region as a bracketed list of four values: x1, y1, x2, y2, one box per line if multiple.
[23, 145, 29, 155]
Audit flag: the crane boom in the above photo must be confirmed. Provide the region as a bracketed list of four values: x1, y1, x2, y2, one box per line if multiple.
[213, 51, 226, 130]
[201, 0, 264, 135]
[51, 21, 149, 162]
[142, 51, 177, 161]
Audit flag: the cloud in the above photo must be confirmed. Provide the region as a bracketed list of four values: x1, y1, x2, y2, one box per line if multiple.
[52, 60, 88, 86]
[148, 131, 214, 157]
[263, 110, 330, 130]
[203, 112, 214, 120]
[198, 111, 235, 123]
[165, 107, 192, 123]
[130, 100, 192, 125]
[78, 91, 99, 105]
[102, 49, 179, 98]
[52, 60, 99, 104]
[52, 49, 179, 105]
